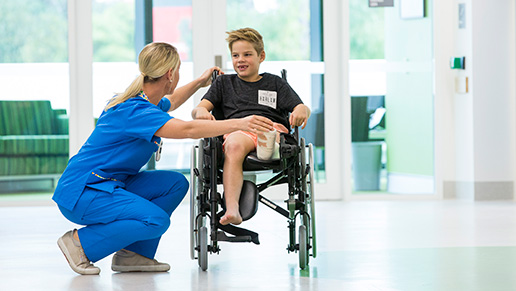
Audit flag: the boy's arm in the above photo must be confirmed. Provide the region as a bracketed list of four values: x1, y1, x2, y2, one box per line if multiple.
[289, 104, 311, 129]
[192, 99, 216, 120]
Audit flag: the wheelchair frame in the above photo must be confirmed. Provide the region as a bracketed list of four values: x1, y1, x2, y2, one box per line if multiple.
[189, 125, 317, 271]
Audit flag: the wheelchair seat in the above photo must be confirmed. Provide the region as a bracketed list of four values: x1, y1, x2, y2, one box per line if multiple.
[243, 151, 281, 171]
[232, 131, 299, 172]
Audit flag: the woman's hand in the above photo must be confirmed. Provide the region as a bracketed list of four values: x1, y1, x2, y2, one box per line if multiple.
[241, 115, 274, 133]
[198, 67, 224, 88]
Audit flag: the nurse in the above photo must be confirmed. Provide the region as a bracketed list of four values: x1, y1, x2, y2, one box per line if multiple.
[53, 42, 273, 275]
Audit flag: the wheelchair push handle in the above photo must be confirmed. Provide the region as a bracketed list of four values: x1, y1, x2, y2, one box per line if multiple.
[212, 70, 219, 83]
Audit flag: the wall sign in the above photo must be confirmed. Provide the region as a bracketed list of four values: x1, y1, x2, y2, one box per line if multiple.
[458, 3, 466, 29]
[369, 0, 394, 7]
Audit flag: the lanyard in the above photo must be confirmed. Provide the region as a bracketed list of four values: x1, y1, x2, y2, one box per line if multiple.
[137, 91, 150, 102]
[137, 91, 162, 161]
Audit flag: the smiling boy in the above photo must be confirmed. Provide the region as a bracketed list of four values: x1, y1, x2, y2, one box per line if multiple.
[192, 28, 311, 225]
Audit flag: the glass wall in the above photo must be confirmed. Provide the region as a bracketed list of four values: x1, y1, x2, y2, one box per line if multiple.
[226, 0, 326, 182]
[151, 0, 194, 172]
[92, 0, 195, 173]
[0, 0, 69, 194]
[92, 0, 136, 117]
[349, 0, 434, 195]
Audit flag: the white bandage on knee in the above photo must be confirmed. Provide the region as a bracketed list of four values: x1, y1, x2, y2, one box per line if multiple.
[257, 129, 277, 160]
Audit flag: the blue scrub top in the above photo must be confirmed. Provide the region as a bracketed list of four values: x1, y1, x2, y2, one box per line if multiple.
[53, 96, 173, 211]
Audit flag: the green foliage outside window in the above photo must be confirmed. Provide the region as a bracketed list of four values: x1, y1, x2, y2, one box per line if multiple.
[226, 0, 310, 61]
[349, 0, 385, 60]
[92, 1, 134, 62]
[0, 0, 134, 63]
[0, 0, 68, 63]
[0, 0, 384, 64]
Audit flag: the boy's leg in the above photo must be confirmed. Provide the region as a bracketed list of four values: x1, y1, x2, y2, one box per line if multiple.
[220, 133, 256, 225]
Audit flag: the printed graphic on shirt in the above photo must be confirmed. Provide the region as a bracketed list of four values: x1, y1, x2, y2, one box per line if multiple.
[258, 90, 277, 109]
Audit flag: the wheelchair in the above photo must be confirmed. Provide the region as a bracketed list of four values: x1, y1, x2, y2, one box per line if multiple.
[189, 70, 317, 270]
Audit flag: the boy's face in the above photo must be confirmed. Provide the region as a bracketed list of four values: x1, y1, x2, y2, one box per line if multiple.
[231, 40, 265, 82]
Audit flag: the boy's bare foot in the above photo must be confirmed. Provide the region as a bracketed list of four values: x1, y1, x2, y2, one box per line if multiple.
[219, 211, 243, 225]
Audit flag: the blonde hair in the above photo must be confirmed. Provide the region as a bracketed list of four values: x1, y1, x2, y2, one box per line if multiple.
[105, 42, 180, 110]
[226, 27, 264, 55]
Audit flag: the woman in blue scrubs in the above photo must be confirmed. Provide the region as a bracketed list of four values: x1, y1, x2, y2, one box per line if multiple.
[53, 42, 274, 275]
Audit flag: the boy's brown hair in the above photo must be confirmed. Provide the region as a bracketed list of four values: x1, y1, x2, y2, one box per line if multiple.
[226, 27, 264, 55]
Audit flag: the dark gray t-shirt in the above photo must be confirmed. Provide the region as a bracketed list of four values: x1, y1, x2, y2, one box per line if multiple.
[202, 73, 303, 129]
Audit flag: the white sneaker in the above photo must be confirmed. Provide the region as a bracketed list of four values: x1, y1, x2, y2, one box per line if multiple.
[112, 249, 170, 272]
[57, 230, 100, 275]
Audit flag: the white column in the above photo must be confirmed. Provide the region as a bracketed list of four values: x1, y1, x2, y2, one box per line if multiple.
[67, 0, 94, 156]
[192, 0, 227, 105]
[434, 0, 456, 199]
[324, 0, 350, 200]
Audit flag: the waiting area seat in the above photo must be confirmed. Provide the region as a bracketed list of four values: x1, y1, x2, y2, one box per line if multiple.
[0, 100, 69, 192]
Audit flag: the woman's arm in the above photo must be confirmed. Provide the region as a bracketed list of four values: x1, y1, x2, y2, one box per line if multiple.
[155, 115, 273, 139]
[164, 67, 221, 112]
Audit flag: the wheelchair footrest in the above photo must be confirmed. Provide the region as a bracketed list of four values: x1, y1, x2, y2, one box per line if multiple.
[216, 231, 252, 243]
[217, 224, 260, 245]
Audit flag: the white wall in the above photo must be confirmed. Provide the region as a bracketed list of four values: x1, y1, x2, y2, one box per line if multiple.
[439, 0, 516, 200]
[471, 0, 516, 182]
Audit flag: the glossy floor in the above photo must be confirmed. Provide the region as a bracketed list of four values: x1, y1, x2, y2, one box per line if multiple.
[1, 198, 516, 290]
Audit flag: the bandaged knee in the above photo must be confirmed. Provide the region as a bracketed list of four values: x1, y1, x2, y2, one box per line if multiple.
[257, 129, 278, 160]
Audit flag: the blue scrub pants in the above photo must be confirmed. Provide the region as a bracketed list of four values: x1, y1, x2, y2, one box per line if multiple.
[58, 170, 188, 262]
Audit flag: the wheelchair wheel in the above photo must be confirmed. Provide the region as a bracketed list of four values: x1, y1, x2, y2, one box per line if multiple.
[307, 143, 317, 258]
[298, 224, 308, 269]
[190, 140, 204, 260]
[300, 140, 317, 259]
[198, 226, 208, 271]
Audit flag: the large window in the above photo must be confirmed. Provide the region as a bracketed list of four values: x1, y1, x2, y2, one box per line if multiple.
[0, 0, 69, 194]
[92, 0, 136, 117]
[92, 0, 195, 172]
[349, 0, 435, 196]
[152, 0, 194, 171]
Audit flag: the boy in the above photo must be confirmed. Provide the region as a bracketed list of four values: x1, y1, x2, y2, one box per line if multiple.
[192, 28, 311, 226]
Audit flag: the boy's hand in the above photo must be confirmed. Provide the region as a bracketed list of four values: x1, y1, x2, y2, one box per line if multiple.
[241, 115, 274, 133]
[192, 107, 215, 120]
[289, 104, 311, 129]
[198, 67, 224, 87]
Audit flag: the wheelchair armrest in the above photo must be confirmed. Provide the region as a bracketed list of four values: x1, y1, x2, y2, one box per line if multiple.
[280, 132, 300, 159]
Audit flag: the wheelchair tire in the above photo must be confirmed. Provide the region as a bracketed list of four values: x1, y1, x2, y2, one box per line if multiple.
[307, 143, 317, 258]
[300, 138, 307, 199]
[190, 140, 204, 260]
[199, 226, 208, 271]
[299, 224, 308, 269]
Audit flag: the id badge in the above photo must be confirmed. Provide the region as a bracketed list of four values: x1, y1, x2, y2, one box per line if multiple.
[155, 140, 163, 161]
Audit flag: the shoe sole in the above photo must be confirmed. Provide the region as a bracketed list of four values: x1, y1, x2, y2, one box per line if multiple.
[111, 264, 170, 272]
[57, 237, 100, 275]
